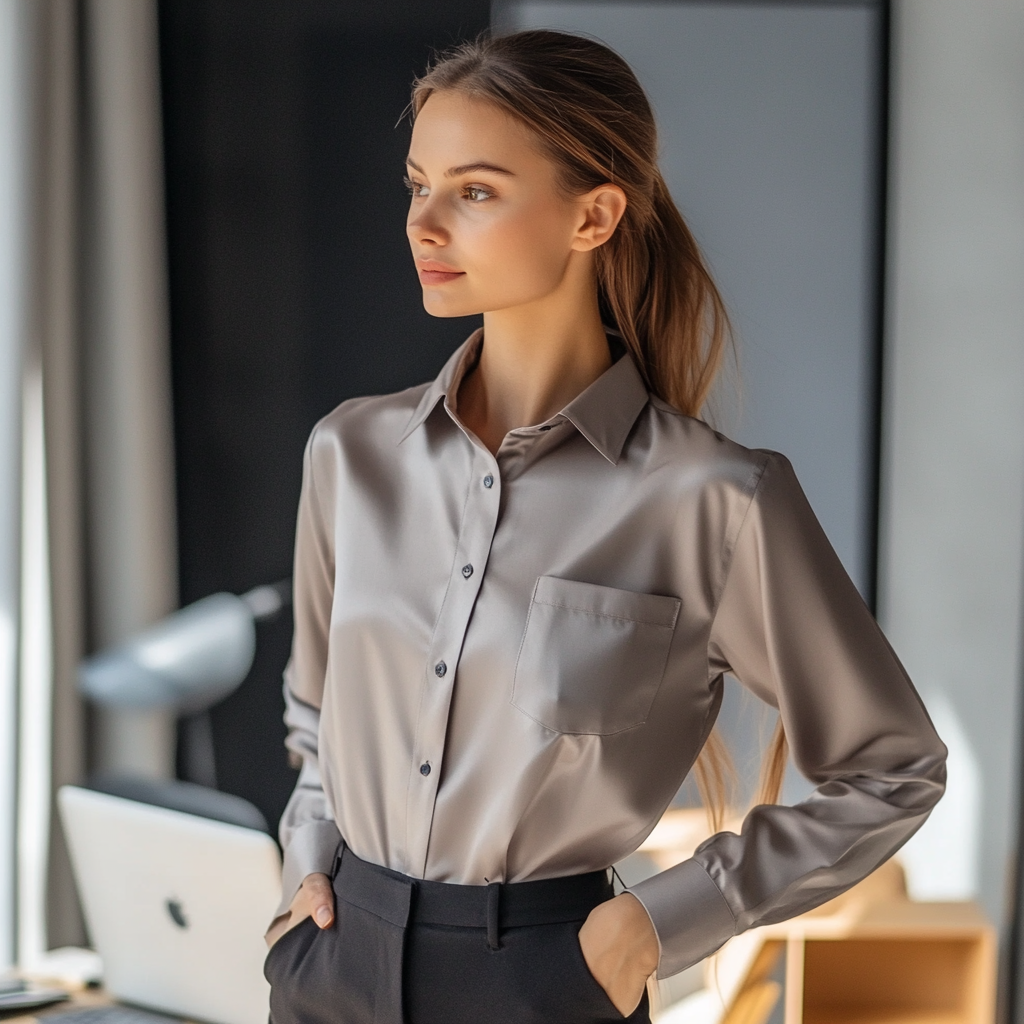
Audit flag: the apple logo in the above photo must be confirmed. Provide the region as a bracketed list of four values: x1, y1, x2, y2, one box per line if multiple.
[166, 898, 189, 929]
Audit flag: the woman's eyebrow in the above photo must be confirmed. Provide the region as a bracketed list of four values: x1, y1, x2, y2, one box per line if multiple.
[446, 162, 514, 177]
[405, 157, 514, 178]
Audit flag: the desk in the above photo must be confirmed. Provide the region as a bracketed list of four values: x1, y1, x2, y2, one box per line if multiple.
[0, 989, 201, 1024]
[0, 986, 111, 1024]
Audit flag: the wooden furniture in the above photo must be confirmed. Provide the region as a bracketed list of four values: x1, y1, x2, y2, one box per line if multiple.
[639, 811, 996, 1024]
[713, 864, 995, 1024]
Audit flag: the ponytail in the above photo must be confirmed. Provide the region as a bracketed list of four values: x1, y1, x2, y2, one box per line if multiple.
[596, 174, 729, 417]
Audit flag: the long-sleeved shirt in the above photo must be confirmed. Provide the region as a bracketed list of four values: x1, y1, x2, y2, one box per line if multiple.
[276, 329, 946, 978]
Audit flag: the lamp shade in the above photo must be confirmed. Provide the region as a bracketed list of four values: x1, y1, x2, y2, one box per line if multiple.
[78, 593, 257, 713]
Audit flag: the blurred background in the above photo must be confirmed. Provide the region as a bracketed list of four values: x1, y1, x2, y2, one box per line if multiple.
[0, 0, 1022, 1014]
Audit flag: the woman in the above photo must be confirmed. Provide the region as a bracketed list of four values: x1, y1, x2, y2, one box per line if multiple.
[263, 30, 945, 1024]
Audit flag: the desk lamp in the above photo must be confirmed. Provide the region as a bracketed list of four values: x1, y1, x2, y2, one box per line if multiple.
[78, 580, 290, 785]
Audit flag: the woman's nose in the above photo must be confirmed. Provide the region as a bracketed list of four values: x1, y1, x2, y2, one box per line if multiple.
[407, 201, 449, 247]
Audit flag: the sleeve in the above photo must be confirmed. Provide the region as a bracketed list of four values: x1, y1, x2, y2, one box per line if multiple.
[627, 452, 947, 979]
[273, 427, 343, 920]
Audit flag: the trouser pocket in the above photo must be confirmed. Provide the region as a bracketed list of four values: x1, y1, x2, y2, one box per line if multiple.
[266, 901, 407, 1024]
[265, 916, 318, 1022]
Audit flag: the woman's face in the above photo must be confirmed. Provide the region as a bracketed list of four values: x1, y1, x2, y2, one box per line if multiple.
[405, 90, 597, 318]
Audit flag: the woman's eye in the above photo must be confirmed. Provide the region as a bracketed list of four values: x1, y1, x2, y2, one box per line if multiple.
[403, 176, 429, 198]
[463, 186, 493, 203]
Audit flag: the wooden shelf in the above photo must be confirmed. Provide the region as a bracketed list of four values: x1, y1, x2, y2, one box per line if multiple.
[805, 1011, 965, 1024]
[642, 814, 997, 1024]
[800, 936, 992, 1024]
[709, 866, 996, 1024]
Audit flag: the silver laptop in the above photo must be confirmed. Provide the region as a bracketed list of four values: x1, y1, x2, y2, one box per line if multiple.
[58, 785, 282, 1024]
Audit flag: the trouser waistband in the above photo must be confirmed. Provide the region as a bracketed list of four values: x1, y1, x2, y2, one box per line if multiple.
[332, 842, 613, 951]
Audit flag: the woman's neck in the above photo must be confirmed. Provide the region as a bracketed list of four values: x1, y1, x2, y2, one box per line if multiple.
[457, 291, 612, 456]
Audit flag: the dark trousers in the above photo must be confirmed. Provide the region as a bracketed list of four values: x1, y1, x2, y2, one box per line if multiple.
[265, 843, 652, 1024]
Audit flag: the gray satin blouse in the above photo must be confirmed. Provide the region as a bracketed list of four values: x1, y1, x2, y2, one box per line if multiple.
[276, 330, 946, 978]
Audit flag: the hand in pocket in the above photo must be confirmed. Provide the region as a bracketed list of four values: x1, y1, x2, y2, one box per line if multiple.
[265, 872, 335, 947]
[578, 893, 659, 1017]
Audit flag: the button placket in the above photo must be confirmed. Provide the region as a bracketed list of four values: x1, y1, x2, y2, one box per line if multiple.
[405, 453, 500, 878]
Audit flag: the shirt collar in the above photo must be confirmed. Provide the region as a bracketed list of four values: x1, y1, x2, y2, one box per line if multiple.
[399, 328, 650, 465]
[398, 328, 484, 444]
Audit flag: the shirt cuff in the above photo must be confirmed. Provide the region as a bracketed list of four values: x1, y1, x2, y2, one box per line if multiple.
[628, 857, 737, 978]
[275, 819, 343, 919]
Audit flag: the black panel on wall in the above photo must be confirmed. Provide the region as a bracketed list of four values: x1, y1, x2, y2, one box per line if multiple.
[159, 1, 489, 832]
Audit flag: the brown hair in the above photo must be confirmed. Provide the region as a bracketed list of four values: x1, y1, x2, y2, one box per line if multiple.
[412, 30, 787, 823]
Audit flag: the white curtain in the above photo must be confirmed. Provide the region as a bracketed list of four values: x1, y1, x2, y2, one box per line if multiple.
[0, 0, 29, 976]
[0, 0, 178, 969]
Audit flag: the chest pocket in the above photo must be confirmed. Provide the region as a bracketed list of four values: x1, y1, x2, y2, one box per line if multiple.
[511, 576, 681, 736]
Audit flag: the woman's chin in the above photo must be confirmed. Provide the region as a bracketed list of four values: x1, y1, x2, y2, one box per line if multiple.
[421, 294, 482, 319]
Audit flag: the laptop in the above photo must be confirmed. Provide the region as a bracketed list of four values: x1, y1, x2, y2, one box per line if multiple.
[58, 785, 282, 1024]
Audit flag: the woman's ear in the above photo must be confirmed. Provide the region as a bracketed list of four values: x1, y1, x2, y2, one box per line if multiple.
[572, 184, 628, 252]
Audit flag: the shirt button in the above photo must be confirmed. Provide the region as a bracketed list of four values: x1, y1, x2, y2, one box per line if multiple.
[434, 661, 447, 678]
[420, 763, 431, 776]
[483, 474, 494, 488]
[461, 564, 474, 579]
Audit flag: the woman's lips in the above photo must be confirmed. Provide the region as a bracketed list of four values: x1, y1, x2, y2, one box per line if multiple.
[418, 262, 465, 285]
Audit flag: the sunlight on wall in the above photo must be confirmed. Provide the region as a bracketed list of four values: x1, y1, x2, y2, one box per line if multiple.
[899, 691, 981, 901]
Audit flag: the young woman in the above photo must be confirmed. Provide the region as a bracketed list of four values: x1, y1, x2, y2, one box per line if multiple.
[263, 30, 945, 1024]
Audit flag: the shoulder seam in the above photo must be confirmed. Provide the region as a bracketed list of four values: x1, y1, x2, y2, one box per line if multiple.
[706, 451, 774, 667]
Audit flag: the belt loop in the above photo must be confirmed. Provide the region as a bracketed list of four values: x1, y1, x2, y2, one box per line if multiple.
[610, 863, 627, 895]
[332, 839, 347, 880]
[486, 882, 501, 951]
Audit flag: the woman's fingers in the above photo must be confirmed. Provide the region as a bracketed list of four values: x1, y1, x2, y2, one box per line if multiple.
[264, 911, 292, 947]
[578, 893, 659, 1016]
[264, 872, 335, 947]
[303, 872, 335, 928]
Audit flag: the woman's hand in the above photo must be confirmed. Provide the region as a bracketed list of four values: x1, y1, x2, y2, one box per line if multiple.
[578, 892, 659, 1017]
[264, 872, 335, 948]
